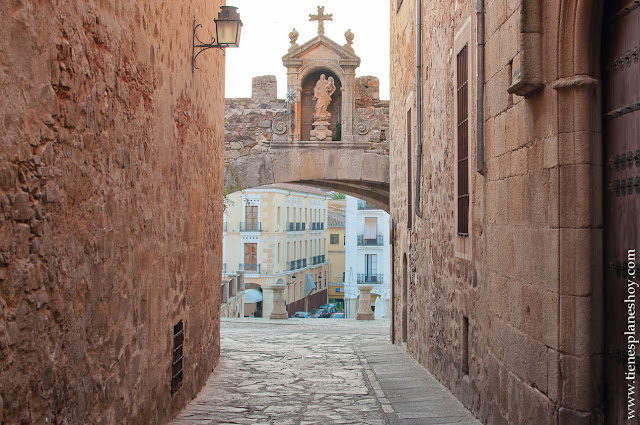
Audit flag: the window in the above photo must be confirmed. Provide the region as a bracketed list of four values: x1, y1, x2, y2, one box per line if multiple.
[244, 243, 257, 271]
[277, 206, 281, 224]
[365, 254, 378, 280]
[171, 320, 184, 395]
[245, 205, 258, 231]
[456, 45, 469, 236]
[364, 217, 378, 242]
[462, 316, 470, 375]
[277, 243, 280, 262]
[330, 234, 339, 244]
[407, 109, 413, 229]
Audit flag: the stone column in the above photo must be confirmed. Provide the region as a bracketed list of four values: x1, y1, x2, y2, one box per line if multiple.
[341, 68, 356, 142]
[356, 285, 374, 320]
[269, 284, 288, 319]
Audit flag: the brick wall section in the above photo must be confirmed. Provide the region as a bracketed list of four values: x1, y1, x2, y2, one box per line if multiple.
[390, 0, 602, 424]
[0, 1, 224, 424]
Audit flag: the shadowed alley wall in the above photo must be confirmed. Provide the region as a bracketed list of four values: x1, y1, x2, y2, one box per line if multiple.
[0, 0, 225, 423]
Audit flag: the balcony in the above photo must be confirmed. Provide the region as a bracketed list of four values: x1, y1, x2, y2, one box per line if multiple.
[357, 273, 384, 284]
[357, 234, 384, 246]
[357, 200, 380, 210]
[311, 255, 326, 265]
[240, 222, 262, 232]
[239, 263, 261, 274]
[287, 222, 306, 232]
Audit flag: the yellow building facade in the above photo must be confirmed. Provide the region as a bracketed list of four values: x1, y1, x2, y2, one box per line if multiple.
[223, 184, 330, 317]
[327, 200, 346, 311]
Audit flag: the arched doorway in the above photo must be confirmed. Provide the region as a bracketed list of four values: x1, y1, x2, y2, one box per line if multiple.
[300, 69, 342, 141]
[402, 253, 409, 344]
[602, 1, 639, 422]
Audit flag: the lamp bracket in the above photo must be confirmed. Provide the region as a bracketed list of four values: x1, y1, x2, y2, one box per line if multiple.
[192, 17, 225, 72]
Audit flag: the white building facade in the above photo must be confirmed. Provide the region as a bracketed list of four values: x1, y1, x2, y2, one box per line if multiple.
[344, 196, 391, 319]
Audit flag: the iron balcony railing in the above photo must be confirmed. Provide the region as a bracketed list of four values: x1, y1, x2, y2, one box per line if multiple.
[288, 258, 309, 271]
[239, 263, 261, 273]
[240, 222, 262, 232]
[287, 222, 306, 231]
[357, 234, 384, 246]
[357, 273, 384, 284]
[357, 200, 380, 210]
[311, 255, 326, 265]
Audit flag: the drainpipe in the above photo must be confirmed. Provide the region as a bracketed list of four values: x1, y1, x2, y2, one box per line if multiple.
[476, 0, 486, 174]
[414, 0, 424, 218]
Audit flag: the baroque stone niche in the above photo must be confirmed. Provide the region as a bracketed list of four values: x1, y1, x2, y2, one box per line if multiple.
[301, 69, 342, 140]
[282, 34, 360, 142]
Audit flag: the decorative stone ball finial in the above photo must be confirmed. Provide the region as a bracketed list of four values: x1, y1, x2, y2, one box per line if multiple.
[344, 28, 355, 51]
[289, 28, 299, 46]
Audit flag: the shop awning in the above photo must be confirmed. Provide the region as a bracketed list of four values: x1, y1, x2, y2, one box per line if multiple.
[243, 288, 263, 303]
[304, 273, 315, 297]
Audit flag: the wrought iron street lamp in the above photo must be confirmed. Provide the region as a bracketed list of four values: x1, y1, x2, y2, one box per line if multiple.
[192, 6, 243, 72]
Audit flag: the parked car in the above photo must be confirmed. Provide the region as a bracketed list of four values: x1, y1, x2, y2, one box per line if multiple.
[292, 311, 310, 318]
[330, 312, 344, 319]
[310, 308, 331, 318]
[318, 304, 338, 315]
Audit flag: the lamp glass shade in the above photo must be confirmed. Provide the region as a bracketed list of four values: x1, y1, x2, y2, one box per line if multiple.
[215, 20, 239, 46]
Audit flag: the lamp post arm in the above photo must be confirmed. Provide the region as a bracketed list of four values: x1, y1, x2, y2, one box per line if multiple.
[192, 18, 224, 72]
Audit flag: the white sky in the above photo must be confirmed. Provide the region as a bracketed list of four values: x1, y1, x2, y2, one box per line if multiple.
[224, 0, 390, 100]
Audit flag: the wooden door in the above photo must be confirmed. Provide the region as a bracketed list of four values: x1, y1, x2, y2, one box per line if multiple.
[603, 2, 640, 423]
[244, 243, 257, 271]
[245, 205, 258, 231]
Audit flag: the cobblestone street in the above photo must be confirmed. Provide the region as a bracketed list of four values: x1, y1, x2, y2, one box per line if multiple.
[170, 318, 480, 425]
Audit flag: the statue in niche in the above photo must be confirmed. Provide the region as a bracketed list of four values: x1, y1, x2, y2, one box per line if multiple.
[313, 74, 336, 120]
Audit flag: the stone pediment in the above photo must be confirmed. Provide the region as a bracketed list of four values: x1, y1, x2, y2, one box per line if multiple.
[282, 35, 360, 68]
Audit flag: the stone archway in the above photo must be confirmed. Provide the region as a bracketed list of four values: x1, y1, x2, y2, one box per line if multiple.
[225, 147, 390, 211]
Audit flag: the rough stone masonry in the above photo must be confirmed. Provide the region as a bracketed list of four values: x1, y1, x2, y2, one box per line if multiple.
[0, 1, 225, 423]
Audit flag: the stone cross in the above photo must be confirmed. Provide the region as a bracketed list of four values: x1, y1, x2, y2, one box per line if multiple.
[309, 6, 333, 35]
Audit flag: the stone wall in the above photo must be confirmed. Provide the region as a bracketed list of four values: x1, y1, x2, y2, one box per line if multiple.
[224, 75, 390, 166]
[0, 1, 225, 424]
[390, 0, 602, 424]
[251, 75, 278, 104]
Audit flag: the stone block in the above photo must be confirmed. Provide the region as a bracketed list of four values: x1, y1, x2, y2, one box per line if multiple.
[337, 149, 364, 182]
[542, 290, 559, 349]
[361, 152, 389, 184]
[559, 354, 601, 411]
[510, 148, 527, 176]
[15, 223, 30, 259]
[298, 150, 325, 181]
[558, 408, 593, 425]
[499, 11, 519, 66]
[271, 150, 302, 184]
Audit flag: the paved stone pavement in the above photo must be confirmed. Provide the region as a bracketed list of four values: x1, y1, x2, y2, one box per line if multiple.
[170, 318, 481, 425]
